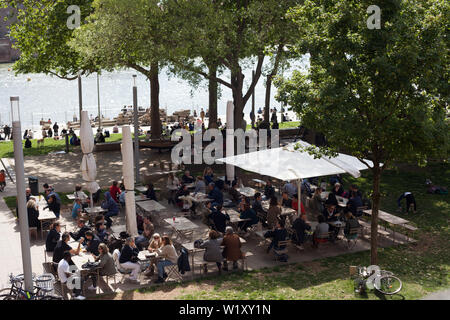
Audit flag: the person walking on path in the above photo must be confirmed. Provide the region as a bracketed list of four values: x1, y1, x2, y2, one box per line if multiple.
[53, 122, 59, 136]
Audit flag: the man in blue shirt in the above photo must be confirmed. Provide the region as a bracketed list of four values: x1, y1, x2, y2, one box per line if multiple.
[208, 182, 223, 207]
[101, 191, 119, 229]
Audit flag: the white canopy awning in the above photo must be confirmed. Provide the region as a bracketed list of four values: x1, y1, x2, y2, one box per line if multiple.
[216, 140, 374, 181]
[80, 110, 100, 195]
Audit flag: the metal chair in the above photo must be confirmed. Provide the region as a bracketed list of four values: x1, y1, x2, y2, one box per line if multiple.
[112, 249, 132, 283]
[164, 264, 183, 282]
[344, 227, 360, 250]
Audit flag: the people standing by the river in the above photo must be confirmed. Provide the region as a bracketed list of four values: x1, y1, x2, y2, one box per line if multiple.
[47, 127, 53, 138]
[3, 125, 11, 140]
[53, 122, 59, 136]
[24, 138, 32, 149]
[200, 108, 205, 123]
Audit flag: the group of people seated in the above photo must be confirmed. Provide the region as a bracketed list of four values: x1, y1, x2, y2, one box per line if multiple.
[24, 183, 62, 230]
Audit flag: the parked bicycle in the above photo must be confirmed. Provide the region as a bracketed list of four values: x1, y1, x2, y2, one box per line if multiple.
[0, 273, 62, 300]
[352, 265, 402, 296]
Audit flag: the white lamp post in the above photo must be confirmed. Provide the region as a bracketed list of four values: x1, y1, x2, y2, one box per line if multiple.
[10, 96, 33, 292]
[132, 75, 140, 184]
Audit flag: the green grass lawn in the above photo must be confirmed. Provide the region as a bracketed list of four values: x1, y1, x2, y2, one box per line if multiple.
[245, 121, 300, 130]
[97, 162, 449, 300]
[0, 134, 123, 158]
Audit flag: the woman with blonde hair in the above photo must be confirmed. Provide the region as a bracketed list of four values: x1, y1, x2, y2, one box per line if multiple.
[143, 233, 163, 278]
[203, 167, 214, 185]
[26, 198, 40, 229]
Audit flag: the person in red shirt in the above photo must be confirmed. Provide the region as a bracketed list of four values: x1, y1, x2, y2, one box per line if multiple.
[0, 170, 6, 192]
[291, 194, 306, 215]
[109, 181, 121, 203]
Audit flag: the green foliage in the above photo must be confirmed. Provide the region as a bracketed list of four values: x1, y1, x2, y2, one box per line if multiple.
[73, 0, 167, 73]
[276, 0, 449, 166]
[0, 0, 97, 78]
[0, 133, 122, 158]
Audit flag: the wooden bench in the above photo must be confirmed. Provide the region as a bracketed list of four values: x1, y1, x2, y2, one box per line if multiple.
[359, 220, 390, 237]
[94, 141, 122, 152]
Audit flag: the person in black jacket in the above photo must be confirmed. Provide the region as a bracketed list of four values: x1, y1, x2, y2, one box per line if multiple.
[24, 138, 32, 149]
[208, 204, 230, 233]
[119, 237, 140, 282]
[181, 170, 195, 184]
[252, 193, 267, 218]
[264, 219, 288, 254]
[45, 222, 61, 252]
[44, 194, 60, 218]
[84, 231, 101, 256]
[69, 219, 90, 243]
[264, 180, 275, 200]
[281, 192, 292, 208]
[26, 199, 40, 229]
[177, 247, 191, 274]
[52, 232, 81, 264]
[292, 215, 311, 248]
[145, 183, 157, 201]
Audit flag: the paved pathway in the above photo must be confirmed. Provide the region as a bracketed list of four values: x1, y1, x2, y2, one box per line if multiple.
[0, 183, 48, 289]
[422, 289, 450, 300]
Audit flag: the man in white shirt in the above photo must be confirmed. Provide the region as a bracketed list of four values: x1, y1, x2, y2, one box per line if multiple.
[58, 251, 85, 300]
[74, 184, 90, 209]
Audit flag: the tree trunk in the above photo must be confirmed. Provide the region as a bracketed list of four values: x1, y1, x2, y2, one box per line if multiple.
[231, 69, 245, 130]
[264, 44, 284, 124]
[370, 162, 382, 265]
[264, 76, 272, 124]
[150, 62, 161, 140]
[207, 63, 218, 129]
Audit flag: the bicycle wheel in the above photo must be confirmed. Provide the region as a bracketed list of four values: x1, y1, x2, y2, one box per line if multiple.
[0, 294, 16, 300]
[375, 275, 402, 295]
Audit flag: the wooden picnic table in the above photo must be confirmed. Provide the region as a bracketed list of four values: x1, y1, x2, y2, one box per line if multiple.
[110, 225, 127, 237]
[66, 194, 76, 200]
[138, 250, 157, 262]
[164, 217, 200, 240]
[222, 208, 251, 227]
[37, 199, 56, 239]
[261, 201, 297, 216]
[136, 200, 167, 213]
[68, 241, 101, 295]
[181, 193, 214, 203]
[252, 179, 266, 187]
[135, 186, 148, 193]
[363, 209, 414, 243]
[335, 196, 348, 207]
[85, 206, 107, 215]
[320, 192, 348, 207]
[237, 187, 256, 198]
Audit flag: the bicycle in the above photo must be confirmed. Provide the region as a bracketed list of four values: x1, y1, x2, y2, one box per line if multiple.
[353, 266, 402, 296]
[0, 273, 63, 300]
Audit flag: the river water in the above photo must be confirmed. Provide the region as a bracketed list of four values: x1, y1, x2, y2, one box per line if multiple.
[0, 59, 307, 129]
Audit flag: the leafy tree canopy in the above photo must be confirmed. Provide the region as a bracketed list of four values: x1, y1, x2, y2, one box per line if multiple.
[1, 0, 96, 79]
